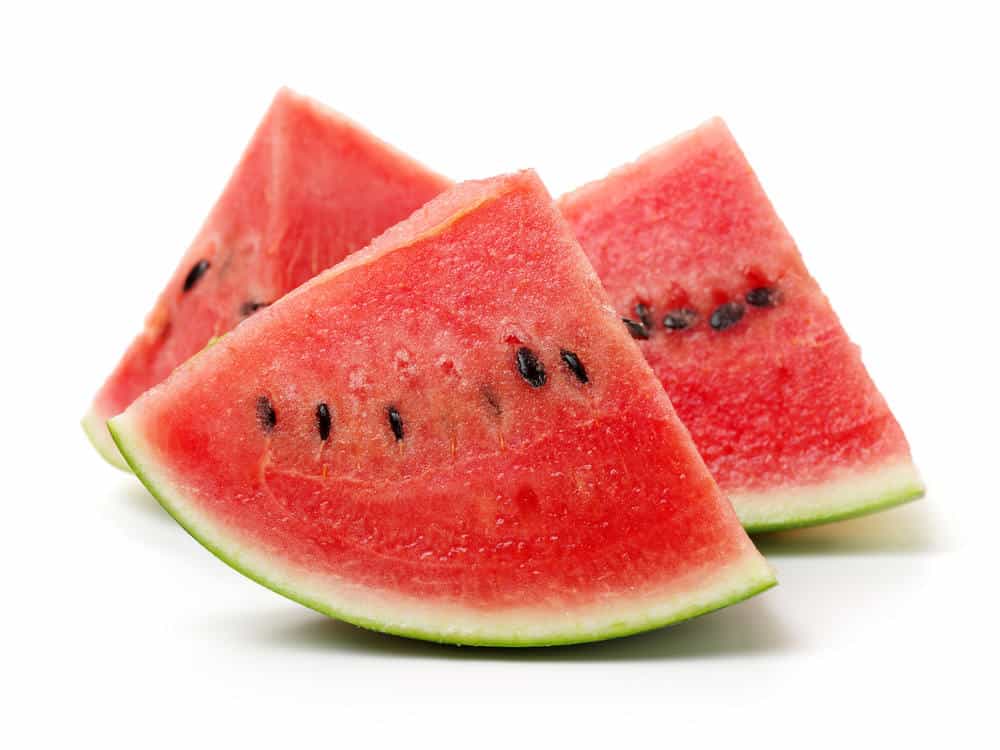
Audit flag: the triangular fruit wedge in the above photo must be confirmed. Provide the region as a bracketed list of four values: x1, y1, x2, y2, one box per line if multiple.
[109, 171, 775, 646]
[84, 88, 450, 469]
[559, 119, 924, 532]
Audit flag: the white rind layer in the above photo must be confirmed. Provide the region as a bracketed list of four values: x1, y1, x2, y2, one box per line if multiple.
[733, 459, 925, 533]
[109, 411, 776, 646]
[82, 407, 129, 471]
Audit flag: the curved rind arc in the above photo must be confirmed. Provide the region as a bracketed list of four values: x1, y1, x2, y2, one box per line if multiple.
[108, 417, 777, 647]
[736, 460, 925, 534]
[82, 408, 129, 471]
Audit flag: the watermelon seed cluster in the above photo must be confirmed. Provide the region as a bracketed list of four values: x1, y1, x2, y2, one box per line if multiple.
[183, 259, 272, 320]
[254, 345, 590, 443]
[517, 346, 590, 388]
[622, 284, 781, 337]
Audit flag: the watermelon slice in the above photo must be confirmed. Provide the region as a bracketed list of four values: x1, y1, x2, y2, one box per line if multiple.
[83, 88, 450, 469]
[559, 120, 924, 532]
[108, 171, 775, 646]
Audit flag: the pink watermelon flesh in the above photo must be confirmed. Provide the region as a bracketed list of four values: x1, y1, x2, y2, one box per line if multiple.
[108, 171, 775, 646]
[559, 119, 923, 532]
[84, 88, 451, 469]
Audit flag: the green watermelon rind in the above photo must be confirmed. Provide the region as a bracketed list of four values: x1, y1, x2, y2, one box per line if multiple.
[109, 418, 777, 647]
[743, 487, 924, 534]
[82, 408, 130, 472]
[735, 461, 925, 534]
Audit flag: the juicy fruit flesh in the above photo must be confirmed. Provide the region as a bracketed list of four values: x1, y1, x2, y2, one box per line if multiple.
[111, 171, 773, 643]
[559, 119, 921, 527]
[86, 88, 450, 465]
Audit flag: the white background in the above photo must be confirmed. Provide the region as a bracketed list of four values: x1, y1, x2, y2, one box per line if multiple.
[2, 1, 997, 747]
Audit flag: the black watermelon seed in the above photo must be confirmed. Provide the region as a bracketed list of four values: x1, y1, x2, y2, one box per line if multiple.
[387, 405, 404, 441]
[710, 302, 745, 331]
[560, 349, 589, 384]
[663, 308, 698, 330]
[256, 396, 276, 432]
[316, 402, 331, 441]
[183, 259, 210, 292]
[622, 318, 650, 340]
[240, 300, 270, 316]
[634, 303, 653, 329]
[515, 347, 547, 387]
[746, 287, 779, 308]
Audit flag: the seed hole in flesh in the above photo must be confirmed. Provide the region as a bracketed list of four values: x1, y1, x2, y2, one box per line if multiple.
[742, 265, 771, 288]
[316, 402, 331, 441]
[634, 303, 653, 329]
[387, 405, 404, 441]
[183, 259, 210, 292]
[256, 395, 276, 432]
[560, 349, 589, 384]
[663, 308, 698, 331]
[746, 287, 780, 308]
[482, 387, 502, 415]
[710, 302, 745, 331]
[515, 347, 547, 387]
[622, 318, 649, 340]
[240, 300, 270, 316]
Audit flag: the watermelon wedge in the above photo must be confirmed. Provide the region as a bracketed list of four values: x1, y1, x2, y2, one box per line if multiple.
[109, 171, 775, 646]
[559, 120, 924, 532]
[84, 88, 450, 469]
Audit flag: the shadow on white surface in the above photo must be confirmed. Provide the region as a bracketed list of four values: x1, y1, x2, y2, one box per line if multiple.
[110, 469, 938, 662]
[752, 499, 941, 557]
[114, 480, 176, 525]
[229, 593, 795, 661]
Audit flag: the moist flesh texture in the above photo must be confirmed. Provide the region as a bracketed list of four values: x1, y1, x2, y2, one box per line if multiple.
[559, 120, 923, 532]
[110, 170, 774, 646]
[85, 88, 451, 469]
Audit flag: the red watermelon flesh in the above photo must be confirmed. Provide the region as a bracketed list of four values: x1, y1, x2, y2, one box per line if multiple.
[84, 88, 451, 469]
[108, 171, 775, 646]
[559, 119, 923, 532]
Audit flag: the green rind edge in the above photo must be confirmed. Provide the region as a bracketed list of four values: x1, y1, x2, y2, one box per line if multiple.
[82, 411, 130, 472]
[108, 420, 776, 648]
[743, 484, 926, 535]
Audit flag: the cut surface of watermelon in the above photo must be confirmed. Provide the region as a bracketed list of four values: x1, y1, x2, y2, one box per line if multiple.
[110, 171, 774, 646]
[559, 120, 923, 532]
[85, 88, 450, 469]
